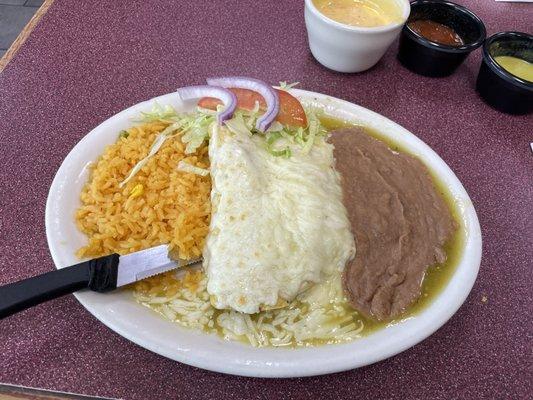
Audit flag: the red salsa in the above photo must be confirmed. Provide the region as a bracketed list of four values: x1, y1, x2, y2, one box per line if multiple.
[408, 20, 464, 46]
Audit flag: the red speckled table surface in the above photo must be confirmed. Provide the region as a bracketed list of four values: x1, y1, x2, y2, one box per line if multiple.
[0, 1, 532, 399]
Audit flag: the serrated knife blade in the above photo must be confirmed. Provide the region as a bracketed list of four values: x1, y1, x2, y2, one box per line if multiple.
[116, 244, 201, 286]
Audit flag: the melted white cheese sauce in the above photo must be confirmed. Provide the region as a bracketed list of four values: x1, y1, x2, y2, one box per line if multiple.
[203, 125, 355, 314]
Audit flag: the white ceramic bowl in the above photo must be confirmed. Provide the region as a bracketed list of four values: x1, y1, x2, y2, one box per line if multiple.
[45, 88, 481, 377]
[304, 0, 411, 72]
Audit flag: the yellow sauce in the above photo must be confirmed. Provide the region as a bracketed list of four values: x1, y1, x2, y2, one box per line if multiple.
[313, 0, 403, 28]
[494, 56, 533, 83]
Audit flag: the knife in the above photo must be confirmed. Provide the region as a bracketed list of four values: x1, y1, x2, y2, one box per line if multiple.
[0, 245, 201, 319]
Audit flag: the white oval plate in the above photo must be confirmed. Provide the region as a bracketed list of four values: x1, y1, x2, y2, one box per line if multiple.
[45, 88, 482, 378]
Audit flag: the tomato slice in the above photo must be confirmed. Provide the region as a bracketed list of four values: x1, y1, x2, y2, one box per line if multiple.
[198, 88, 307, 128]
[275, 90, 307, 128]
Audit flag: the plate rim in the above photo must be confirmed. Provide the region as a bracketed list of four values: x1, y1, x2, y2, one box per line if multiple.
[45, 88, 482, 377]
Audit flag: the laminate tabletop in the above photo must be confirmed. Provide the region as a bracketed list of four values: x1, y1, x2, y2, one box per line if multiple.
[0, 1, 531, 399]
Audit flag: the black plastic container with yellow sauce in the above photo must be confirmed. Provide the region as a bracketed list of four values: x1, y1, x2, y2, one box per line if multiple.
[476, 31, 533, 115]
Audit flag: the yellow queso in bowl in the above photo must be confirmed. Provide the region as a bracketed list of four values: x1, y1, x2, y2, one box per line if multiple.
[312, 0, 403, 27]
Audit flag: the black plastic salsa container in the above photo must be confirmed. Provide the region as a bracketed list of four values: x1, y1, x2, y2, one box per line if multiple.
[398, 0, 486, 77]
[476, 32, 533, 115]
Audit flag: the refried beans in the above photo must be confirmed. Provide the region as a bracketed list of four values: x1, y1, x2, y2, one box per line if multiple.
[331, 127, 457, 321]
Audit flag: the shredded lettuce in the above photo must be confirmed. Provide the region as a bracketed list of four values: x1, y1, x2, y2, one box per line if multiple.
[120, 135, 167, 188]
[266, 121, 284, 133]
[196, 106, 218, 115]
[119, 122, 182, 187]
[180, 113, 215, 154]
[120, 110, 216, 185]
[120, 99, 328, 186]
[270, 147, 292, 158]
[302, 128, 316, 154]
[137, 103, 178, 123]
[224, 113, 252, 137]
[250, 100, 261, 114]
[277, 81, 300, 91]
[294, 127, 305, 145]
[301, 112, 321, 154]
[265, 132, 292, 158]
[177, 161, 210, 176]
[266, 131, 282, 146]
[262, 109, 326, 157]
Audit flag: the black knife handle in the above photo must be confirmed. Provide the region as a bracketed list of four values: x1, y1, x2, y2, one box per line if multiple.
[0, 254, 119, 319]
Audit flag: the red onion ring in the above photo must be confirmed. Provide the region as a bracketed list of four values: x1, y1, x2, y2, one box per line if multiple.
[206, 77, 280, 132]
[177, 85, 237, 124]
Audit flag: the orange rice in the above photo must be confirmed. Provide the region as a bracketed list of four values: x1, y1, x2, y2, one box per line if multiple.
[75, 121, 211, 294]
